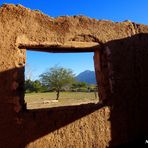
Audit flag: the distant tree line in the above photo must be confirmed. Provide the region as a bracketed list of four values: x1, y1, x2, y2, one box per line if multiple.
[25, 79, 97, 93]
[25, 79, 48, 93]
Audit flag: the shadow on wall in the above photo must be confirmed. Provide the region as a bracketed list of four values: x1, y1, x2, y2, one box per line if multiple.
[0, 33, 148, 147]
[0, 66, 105, 147]
[107, 33, 148, 147]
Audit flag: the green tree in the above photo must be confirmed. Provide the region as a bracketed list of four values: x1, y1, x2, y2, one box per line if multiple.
[40, 66, 75, 100]
[71, 81, 88, 92]
[32, 80, 42, 93]
[25, 79, 47, 93]
[25, 79, 34, 93]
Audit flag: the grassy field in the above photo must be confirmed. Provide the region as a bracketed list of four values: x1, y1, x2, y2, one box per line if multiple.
[25, 92, 99, 109]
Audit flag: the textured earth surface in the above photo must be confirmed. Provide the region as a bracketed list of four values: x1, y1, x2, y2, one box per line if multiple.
[0, 4, 148, 148]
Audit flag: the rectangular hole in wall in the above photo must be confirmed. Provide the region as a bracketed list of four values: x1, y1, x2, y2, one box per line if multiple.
[24, 49, 99, 110]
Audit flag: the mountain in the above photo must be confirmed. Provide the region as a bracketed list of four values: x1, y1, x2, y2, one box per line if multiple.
[76, 70, 96, 84]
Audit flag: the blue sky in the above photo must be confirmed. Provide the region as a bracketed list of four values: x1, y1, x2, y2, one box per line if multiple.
[1, 0, 148, 79]
[26, 52, 94, 80]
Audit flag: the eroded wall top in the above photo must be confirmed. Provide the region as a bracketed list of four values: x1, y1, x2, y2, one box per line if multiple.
[1, 4, 148, 46]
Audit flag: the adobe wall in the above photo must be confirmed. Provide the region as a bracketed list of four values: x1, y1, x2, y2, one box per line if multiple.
[0, 4, 148, 147]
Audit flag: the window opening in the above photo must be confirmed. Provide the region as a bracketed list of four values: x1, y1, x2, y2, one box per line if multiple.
[24, 50, 99, 110]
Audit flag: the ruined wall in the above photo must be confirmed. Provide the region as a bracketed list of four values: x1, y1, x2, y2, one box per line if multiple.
[0, 4, 148, 148]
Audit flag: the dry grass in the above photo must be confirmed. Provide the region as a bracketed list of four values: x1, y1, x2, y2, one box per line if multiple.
[25, 92, 99, 109]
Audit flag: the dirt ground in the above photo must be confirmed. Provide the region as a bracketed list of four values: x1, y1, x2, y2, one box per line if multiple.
[25, 92, 99, 109]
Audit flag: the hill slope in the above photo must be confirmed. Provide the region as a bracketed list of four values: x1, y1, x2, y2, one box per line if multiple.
[76, 70, 96, 84]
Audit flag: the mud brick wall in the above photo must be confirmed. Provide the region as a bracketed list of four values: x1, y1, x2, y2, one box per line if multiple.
[0, 4, 148, 148]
